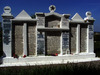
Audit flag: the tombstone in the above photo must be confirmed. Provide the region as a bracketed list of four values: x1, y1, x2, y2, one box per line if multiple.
[1, 5, 95, 61]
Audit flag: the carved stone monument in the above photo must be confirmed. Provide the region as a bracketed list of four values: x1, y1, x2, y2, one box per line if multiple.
[1, 5, 96, 65]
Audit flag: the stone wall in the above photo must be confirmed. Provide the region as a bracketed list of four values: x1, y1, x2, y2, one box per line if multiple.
[27, 24, 36, 56]
[80, 25, 87, 52]
[46, 31, 61, 55]
[14, 25, 23, 56]
[70, 25, 77, 54]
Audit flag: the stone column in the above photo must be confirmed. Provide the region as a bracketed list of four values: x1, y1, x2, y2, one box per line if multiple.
[87, 25, 89, 53]
[23, 23, 27, 56]
[87, 25, 94, 53]
[60, 32, 63, 55]
[84, 11, 95, 54]
[35, 26, 37, 56]
[2, 6, 13, 57]
[76, 24, 80, 54]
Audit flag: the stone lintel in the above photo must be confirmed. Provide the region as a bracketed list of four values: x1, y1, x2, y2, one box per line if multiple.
[62, 14, 70, 18]
[45, 12, 62, 17]
[12, 19, 38, 22]
[37, 28, 69, 31]
[35, 12, 45, 17]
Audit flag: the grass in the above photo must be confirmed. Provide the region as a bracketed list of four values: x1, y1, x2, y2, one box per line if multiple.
[0, 31, 100, 74]
[0, 61, 100, 75]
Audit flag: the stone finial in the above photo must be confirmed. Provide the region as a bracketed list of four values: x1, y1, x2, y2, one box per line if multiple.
[86, 11, 91, 17]
[2, 6, 13, 16]
[49, 5, 56, 12]
[84, 11, 94, 21]
[4, 6, 11, 13]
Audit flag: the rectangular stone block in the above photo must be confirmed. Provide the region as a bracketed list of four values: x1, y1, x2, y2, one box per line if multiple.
[28, 25, 36, 55]
[70, 25, 77, 54]
[45, 16, 60, 28]
[46, 31, 61, 55]
[80, 25, 87, 52]
[14, 25, 23, 56]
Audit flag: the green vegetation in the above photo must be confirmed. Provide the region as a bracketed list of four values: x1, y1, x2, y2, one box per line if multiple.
[0, 61, 100, 75]
[94, 32, 100, 57]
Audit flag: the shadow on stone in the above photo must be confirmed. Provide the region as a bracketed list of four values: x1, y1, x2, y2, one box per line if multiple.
[0, 56, 3, 64]
[0, 52, 6, 64]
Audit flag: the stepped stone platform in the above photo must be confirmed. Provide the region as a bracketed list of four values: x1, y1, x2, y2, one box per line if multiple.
[0, 53, 99, 67]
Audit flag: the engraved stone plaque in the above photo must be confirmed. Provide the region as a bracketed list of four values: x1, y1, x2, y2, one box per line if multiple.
[3, 19, 11, 45]
[37, 32, 45, 55]
[62, 32, 69, 54]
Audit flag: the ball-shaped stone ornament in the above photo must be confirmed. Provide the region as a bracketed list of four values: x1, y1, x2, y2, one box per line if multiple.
[4, 6, 11, 13]
[86, 11, 92, 17]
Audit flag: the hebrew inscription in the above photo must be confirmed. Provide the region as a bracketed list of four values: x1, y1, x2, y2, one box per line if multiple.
[62, 32, 69, 54]
[3, 19, 11, 45]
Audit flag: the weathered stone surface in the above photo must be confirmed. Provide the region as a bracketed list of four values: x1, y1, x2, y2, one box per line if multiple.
[45, 16, 60, 28]
[46, 31, 61, 55]
[37, 17, 45, 27]
[62, 17, 69, 28]
[27, 25, 36, 55]
[14, 25, 23, 56]
[80, 25, 87, 52]
[47, 20, 60, 28]
[70, 25, 77, 54]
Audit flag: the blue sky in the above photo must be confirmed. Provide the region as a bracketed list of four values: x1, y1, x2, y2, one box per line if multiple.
[0, 0, 100, 32]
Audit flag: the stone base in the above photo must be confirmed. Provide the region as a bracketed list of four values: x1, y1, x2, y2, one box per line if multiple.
[0, 53, 98, 67]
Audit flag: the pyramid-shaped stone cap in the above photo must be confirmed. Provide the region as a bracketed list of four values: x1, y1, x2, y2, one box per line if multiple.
[71, 13, 84, 22]
[15, 10, 32, 19]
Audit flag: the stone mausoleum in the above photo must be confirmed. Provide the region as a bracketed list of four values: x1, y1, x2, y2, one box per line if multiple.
[1, 5, 95, 64]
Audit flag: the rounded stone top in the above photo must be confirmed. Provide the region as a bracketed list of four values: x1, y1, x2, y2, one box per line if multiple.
[4, 6, 11, 13]
[86, 11, 92, 17]
[49, 5, 56, 12]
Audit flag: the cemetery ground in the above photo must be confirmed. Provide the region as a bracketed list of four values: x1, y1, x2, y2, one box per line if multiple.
[0, 61, 100, 75]
[0, 32, 100, 75]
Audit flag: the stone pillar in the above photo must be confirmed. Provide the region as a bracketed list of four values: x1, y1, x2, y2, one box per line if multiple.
[36, 26, 37, 56]
[60, 32, 63, 55]
[76, 24, 80, 54]
[84, 11, 95, 54]
[87, 25, 89, 53]
[2, 6, 13, 57]
[23, 23, 27, 56]
[87, 25, 94, 53]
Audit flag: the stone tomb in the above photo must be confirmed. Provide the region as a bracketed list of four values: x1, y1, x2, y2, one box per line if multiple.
[1, 5, 96, 65]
